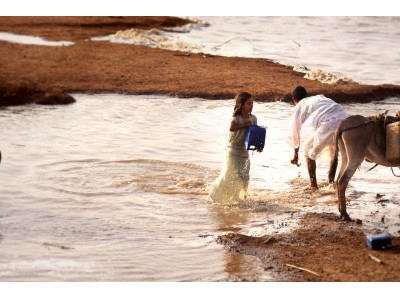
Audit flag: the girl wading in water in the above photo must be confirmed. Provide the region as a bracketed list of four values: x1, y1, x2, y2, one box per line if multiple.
[209, 92, 261, 204]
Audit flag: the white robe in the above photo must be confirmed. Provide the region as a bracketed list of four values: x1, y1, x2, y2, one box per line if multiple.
[209, 114, 257, 205]
[288, 95, 348, 160]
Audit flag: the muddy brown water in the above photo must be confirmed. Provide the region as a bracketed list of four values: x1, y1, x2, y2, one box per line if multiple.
[1, 94, 399, 281]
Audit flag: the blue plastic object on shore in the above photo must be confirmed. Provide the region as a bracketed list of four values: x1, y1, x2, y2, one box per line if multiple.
[366, 233, 392, 250]
[245, 125, 266, 151]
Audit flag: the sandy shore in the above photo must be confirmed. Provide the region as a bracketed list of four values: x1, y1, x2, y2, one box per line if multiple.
[1, 16, 400, 106]
[0, 16, 399, 282]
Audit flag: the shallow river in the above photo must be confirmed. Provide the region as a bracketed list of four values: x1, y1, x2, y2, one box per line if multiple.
[1, 94, 399, 281]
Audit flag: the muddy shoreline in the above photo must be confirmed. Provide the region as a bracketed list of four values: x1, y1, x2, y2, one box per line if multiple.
[1, 16, 400, 107]
[217, 213, 400, 282]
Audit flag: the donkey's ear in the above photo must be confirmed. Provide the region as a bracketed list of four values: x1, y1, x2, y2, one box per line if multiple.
[380, 110, 389, 117]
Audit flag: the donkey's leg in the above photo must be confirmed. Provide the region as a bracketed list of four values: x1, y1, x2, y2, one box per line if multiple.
[337, 165, 360, 221]
[337, 138, 348, 180]
[337, 131, 370, 220]
[337, 140, 348, 218]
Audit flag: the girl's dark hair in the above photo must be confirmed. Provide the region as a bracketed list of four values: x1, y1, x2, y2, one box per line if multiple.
[233, 92, 252, 116]
[291, 86, 308, 101]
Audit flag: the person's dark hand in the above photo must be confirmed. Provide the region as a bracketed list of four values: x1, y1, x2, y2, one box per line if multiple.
[290, 148, 300, 166]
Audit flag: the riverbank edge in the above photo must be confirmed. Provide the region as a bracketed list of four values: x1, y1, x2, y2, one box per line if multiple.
[1, 16, 400, 107]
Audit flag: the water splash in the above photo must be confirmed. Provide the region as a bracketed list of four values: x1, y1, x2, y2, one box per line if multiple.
[0, 31, 74, 46]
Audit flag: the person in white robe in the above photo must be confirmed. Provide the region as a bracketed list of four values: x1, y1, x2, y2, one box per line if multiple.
[288, 86, 349, 190]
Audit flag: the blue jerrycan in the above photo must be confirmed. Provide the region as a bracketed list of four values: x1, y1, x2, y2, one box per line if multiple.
[245, 125, 266, 151]
[366, 233, 392, 250]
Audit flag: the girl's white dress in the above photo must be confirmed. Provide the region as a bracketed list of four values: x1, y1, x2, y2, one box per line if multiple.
[209, 114, 257, 205]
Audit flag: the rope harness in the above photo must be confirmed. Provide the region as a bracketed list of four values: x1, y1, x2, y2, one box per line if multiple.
[391, 167, 400, 177]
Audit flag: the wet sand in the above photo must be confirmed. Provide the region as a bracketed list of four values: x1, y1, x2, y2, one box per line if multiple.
[219, 178, 400, 282]
[0, 16, 399, 282]
[218, 213, 400, 282]
[1, 16, 400, 106]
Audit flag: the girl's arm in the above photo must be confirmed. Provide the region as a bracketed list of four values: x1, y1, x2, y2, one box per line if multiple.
[229, 118, 253, 132]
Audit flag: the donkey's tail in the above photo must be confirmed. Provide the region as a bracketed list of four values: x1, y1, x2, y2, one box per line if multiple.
[328, 124, 342, 183]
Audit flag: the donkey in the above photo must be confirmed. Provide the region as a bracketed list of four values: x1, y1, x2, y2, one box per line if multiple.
[329, 112, 400, 221]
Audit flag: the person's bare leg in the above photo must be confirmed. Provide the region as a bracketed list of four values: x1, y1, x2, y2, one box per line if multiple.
[306, 157, 318, 190]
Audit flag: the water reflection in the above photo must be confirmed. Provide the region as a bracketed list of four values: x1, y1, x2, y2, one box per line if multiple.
[210, 205, 269, 281]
